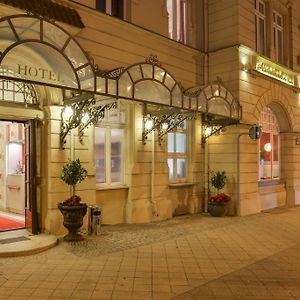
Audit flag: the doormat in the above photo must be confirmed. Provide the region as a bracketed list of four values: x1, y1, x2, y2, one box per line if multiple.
[0, 216, 24, 231]
[0, 236, 30, 244]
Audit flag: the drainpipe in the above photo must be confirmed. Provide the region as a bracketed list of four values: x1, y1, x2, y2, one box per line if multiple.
[150, 131, 158, 216]
[203, 0, 209, 212]
[236, 131, 249, 216]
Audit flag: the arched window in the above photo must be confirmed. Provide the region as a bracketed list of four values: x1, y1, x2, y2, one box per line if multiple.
[259, 107, 280, 180]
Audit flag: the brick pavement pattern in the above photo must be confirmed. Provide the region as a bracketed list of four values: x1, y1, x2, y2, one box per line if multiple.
[1, 207, 300, 299]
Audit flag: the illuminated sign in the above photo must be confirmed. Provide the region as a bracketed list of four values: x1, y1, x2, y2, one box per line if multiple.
[255, 58, 294, 86]
[17, 64, 64, 83]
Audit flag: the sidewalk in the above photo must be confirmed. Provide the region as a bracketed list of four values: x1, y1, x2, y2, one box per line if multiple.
[1, 208, 300, 299]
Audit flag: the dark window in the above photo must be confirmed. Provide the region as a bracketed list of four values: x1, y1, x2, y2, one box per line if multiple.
[96, 0, 124, 19]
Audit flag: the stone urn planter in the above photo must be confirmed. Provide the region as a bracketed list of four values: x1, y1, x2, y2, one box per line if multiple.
[208, 202, 228, 217]
[58, 203, 87, 241]
[58, 159, 88, 241]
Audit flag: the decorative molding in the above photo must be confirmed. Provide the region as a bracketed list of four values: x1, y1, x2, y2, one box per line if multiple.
[145, 54, 161, 66]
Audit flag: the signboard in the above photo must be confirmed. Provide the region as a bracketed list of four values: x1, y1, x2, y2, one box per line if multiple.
[255, 57, 294, 86]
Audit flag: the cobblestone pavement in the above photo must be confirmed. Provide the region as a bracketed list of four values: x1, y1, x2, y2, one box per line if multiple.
[1, 208, 300, 299]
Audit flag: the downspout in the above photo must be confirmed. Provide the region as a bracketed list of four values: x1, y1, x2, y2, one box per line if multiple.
[150, 131, 158, 216]
[203, 0, 209, 212]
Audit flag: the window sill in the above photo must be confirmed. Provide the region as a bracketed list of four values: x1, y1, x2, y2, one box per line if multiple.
[96, 185, 129, 191]
[169, 182, 194, 188]
[258, 179, 284, 187]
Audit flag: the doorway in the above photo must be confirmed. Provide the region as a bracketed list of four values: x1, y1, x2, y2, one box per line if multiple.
[0, 121, 25, 231]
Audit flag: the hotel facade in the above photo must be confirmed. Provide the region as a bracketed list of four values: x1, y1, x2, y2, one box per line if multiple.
[0, 0, 299, 235]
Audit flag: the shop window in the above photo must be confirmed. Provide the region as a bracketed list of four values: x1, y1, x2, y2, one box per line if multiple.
[167, 0, 188, 44]
[167, 121, 187, 182]
[273, 11, 284, 64]
[255, 0, 267, 56]
[96, 0, 125, 19]
[259, 107, 280, 180]
[94, 107, 125, 186]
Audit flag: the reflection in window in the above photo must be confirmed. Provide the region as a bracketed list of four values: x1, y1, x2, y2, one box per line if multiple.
[94, 105, 125, 186]
[96, 0, 125, 19]
[273, 11, 284, 64]
[167, 0, 188, 44]
[167, 120, 187, 182]
[259, 107, 280, 180]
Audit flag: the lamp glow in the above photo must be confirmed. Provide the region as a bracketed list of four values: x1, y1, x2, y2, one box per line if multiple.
[63, 106, 73, 120]
[145, 118, 154, 130]
[264, 143, 272, 152]
[162, 123, 168, 130]
[204, 126, 212, 136]
[81, 112, 89, 124]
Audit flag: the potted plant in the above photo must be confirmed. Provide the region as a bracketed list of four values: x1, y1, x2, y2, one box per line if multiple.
[58, 159, 88, 241]
[208, 170, 231, 217]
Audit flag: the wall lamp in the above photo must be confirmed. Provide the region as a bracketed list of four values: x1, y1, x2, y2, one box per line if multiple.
[60, 92, 117, 148]
[201, 124, 225, 144]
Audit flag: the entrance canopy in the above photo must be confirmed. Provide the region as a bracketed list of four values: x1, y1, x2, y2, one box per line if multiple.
[0, 14, 242, 121]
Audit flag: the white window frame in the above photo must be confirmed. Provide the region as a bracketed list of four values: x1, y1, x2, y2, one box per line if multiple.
[255, 0, 267, 56]
[273, 10, 284, 64]
[94, 106, 126, 187]
[167, 121, 188, 183]
[167, 0, 188, 44]
[258, 107, 280, 181]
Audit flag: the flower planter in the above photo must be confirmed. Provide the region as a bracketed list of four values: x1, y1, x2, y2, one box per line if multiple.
[58, 203, 87, 241]
[208, 202, 228, 217]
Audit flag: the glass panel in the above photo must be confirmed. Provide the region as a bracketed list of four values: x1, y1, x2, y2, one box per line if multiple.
[164, 73, 175, 90]
[0, 20, 18, 53]
[220, 86, 227, 98]
[208, 98, 230, 117]
[96, 76, 106, 93]
[108, 79, 116, 95]
[259, 2, 264, 14]
[183, 95, 189, 109]
[168, 133, 174, 153]
[111, 128, 124, 183]
[172, 85, 182, 107]
[204, 86, 212, 99]
[64, 39, 88, 69]
[12, 18, 40, 40]
[141, 64, 153, 79]
[2, 42, 78, 88]
[135, 81, 170, 105]
[273, 134, 279, 161]
[211, 85, 220, 97]
[43, 21, 68, 49]
[128, 65, 142, 82]
[154, 66, 165, 82]
[176, 133, 186, 153]
[168, 158, 174, 180]
[177, 159, 186, 178]
[190, 97, 197, 110]
[259, 18, 265, 55]
[277, 30, 283, 64]
[95, 127, 106, 183]
[118, 72, 132, 98]
[78, 66, 95, 91]
[259, 132, 271, 180]
[198, 92, 207, 112]
[231, 99, 240, 119]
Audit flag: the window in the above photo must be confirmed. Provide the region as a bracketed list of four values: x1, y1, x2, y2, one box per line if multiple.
[96, 0, 125, 19]
[273, 11, 284, 64]
[167, 121, 187, 182]
[94, 106, 125, 186]
[259, 107, 280, 180]
[167, 0, 188, 44]
[255, 0, 267, 56]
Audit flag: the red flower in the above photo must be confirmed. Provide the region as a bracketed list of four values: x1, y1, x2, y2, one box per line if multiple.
[209, 193, 231, 204]
[62, 195, 82, 206]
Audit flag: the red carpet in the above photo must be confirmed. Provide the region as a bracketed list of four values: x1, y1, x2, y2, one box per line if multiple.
[0, 216, 24, 230]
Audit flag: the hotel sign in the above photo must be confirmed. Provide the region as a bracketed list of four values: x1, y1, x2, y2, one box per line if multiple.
[255, 57, 294, 86]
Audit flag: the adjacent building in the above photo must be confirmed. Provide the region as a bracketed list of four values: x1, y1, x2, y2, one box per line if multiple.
[0, 0, 299, 235]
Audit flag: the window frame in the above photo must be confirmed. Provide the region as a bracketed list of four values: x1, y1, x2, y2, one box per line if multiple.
[255, 0, 267, 56]
[258, 107, 280, 181]
[167, 121, 188, 183]
[94, 106, 126, 188]
[96, 0, 126, 20]
[273, 10, 284, 65]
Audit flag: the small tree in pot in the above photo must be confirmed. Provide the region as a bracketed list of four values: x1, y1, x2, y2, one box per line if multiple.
[58, 159, 88, 241]
[208, 170, 231, 217]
